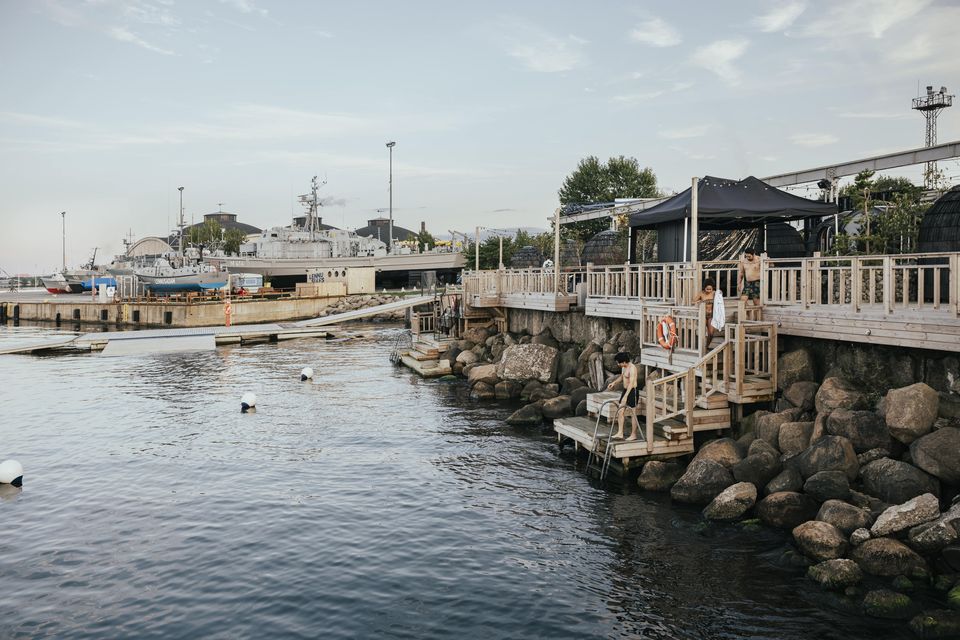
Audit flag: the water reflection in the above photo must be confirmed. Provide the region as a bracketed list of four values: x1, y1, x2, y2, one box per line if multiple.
[0, 484, 22, 501]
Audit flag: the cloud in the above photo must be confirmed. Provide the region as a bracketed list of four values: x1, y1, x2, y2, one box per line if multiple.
[611, 81, 693, 106]
[790, 133, 838, 147]
[799, 0, 932, 40]
[218, 0, 268, 16]
[0, 111, 85, 128]
[690, 39, 749, 85]
[629, 17, 681, 47]
[497, 19, 586, 72]
[107, 26, 175, 55]
[659, 125, 710, 139]
[835, 110, 911, 120]
[752, 2, 806, 32]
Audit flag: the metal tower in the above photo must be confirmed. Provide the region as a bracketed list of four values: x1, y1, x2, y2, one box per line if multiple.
[912, 85, 954, 187]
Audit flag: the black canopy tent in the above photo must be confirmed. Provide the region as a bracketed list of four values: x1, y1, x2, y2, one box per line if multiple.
[627, 176, 837, 263]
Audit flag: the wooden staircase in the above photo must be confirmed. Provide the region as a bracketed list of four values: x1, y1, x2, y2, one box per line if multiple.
[554, 321, 777, 473]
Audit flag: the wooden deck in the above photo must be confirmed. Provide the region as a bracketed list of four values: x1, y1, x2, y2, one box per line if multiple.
[554, 415, 693, 471]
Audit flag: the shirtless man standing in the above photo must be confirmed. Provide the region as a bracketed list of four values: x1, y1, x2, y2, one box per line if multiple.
[607, 352, 640, 441]
[738, 247, 761, 307]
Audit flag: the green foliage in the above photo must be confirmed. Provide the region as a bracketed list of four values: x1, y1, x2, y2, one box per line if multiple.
[187, 219, 223, 258]
[416, 229, 436, 251]
[223, 228, 247, 255]
[558, 155, 659, 242]
[836, 171, 924, 255]
[463, 230, 561, 270]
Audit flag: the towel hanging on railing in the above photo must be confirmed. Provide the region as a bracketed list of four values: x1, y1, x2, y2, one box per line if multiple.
[711, 290, 726, 331]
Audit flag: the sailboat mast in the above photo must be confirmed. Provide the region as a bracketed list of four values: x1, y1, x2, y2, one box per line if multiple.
[60, 211, 66, 272]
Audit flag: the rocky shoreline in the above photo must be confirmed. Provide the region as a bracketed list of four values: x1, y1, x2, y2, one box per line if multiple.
[315, 294, 408, 322]
[435, 323, 960, 637]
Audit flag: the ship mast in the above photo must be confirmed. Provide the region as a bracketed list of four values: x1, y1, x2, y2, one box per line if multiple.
[60, 211, 66, 272]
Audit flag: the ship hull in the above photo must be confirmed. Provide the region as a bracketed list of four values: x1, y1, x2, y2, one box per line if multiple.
[138, 272, 228, 293]
[211, 252, 465, 279]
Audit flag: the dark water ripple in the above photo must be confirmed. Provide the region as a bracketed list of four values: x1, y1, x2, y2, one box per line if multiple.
[0, 325, 910, 639]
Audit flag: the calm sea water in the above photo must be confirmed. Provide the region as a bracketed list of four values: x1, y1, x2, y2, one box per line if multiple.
[0, 324, 915, 639]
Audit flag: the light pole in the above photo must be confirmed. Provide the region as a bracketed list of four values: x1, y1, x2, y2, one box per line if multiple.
[60, 211, 66, 272]
[178, 186, 185, 260]
[386, 141, 396, 252]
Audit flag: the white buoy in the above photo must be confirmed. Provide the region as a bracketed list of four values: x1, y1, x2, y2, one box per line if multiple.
[0, 459, 23, 486]
[300, 367, 314, 381]
[241, 392, 257, 414]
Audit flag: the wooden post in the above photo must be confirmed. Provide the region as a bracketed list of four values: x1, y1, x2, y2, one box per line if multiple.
[646, 383, 655, 454]
[883, 256, 893, 314]
[553, 209, 561, 294]
[736, 324, 745, 399]
[690, 176, 699, 271]
[950, 253, 959, 316]
[685, 368, 695, 439]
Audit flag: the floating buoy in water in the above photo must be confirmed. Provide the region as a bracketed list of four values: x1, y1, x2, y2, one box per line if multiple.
[0, 460, 23, 486]
[241, 392, 257, 413]
[300, 367, 314, 381]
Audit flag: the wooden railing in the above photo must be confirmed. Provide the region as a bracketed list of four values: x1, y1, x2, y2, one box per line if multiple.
[585, 261, 739, 305]
[643, 339, 729, 452]
[763, 252, 960, 315]
[725, 321, 777, 400]
[639, 304, 708, 356]
[411, 311, 436, 337]
[462, 268, 587, 298]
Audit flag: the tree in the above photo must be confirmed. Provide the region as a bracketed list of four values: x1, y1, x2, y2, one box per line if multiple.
[837, 171, 924, 255]
[416, 229, 436, 252]
[558, 155, 659, 242]
[223, 228, 248, 255]
[187, 219, 223, 260]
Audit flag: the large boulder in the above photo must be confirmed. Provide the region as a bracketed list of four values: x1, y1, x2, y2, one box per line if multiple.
[910, 428, 960, 485]
[778, 348, 815, 391]
[561, 376, 585, 395]
[755, 408, 804, 450]
[531, 328, 559, 350]
[908, 502, 960, 554]
[851, 537, 928, 577]
[807, 558, 863, 590]
[825, 409, 890, 453]
[556, 348, 579, 382]
[462, 326, 491, 345]
[616, 330, 642, 357]
[765, 468, 803, 495]
[803, 470, 851, 502]
[569, 387, 590, 412]
[506, 403, 542, 427]
[779, 421, 815, 456]
[886, 383, 940, 444]
[469, 381, 496, 401]
[757, 491, 819, 529]
[703, 482, 757, 521]
[575, 341, 602, 378]
[670, 460, 735, 505]
[861, 458, 940, 505]
[520, 380, 542, 401]
[863, 589, 916, 620]
[910, 610, 960, 638]
[692, 438, 743, 470]
[637, 460, 685, 492]
[529, 385, 560, 402]
[784, 381, 820, 412]
[497, 344, 559, 383]
[793, 520, 848, 562]
[494, 380, 522, 400]
[456, 350, 478, 366]
[815, 377, 868, 415]
[816, 499, 874, 536]
[732, 452, 781, 488]
[795, 435, 859, 481]
[467, 363, 499, 386]
[870, 493, 940, 537]
[541, 395, 573, 420]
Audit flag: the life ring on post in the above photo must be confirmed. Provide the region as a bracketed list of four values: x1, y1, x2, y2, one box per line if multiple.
[656, 315, 678, 350]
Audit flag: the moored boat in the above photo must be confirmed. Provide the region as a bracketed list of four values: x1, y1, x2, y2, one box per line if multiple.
[135, 259, 228, 294]
[41, 273, 72, 294]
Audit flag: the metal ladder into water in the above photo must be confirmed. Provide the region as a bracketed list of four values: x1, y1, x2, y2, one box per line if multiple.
[585, 399, 646, 482]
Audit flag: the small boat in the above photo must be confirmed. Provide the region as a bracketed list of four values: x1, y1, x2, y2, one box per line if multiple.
[42, 272, 72, 294]
[135, 259, 228, 294]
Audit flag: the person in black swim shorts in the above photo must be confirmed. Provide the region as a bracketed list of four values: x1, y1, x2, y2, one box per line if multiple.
[606, 351, 640, 441]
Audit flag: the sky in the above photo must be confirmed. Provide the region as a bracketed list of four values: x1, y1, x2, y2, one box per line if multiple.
[1, 0, 959, 273]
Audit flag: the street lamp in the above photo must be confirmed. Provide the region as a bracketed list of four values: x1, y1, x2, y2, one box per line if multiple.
[386, 141, 396, 252]
[60, 211, 66, 272]
[178, 186, 185, 259]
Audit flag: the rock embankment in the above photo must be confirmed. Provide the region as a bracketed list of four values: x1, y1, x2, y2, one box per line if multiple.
[437, 332, 960, 635]
[316, 294, 407, 322]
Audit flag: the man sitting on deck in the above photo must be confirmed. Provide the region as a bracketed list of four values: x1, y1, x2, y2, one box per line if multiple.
[606, 352, 641, 441]
[738, 247, 761, 307]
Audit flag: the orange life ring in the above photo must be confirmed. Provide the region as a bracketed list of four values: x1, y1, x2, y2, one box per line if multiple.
[656, 315, 677, 350]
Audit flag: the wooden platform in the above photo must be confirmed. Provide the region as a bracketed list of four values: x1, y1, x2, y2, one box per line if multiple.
[399, 352, 452, 377]
[554, 416, 693, 470]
